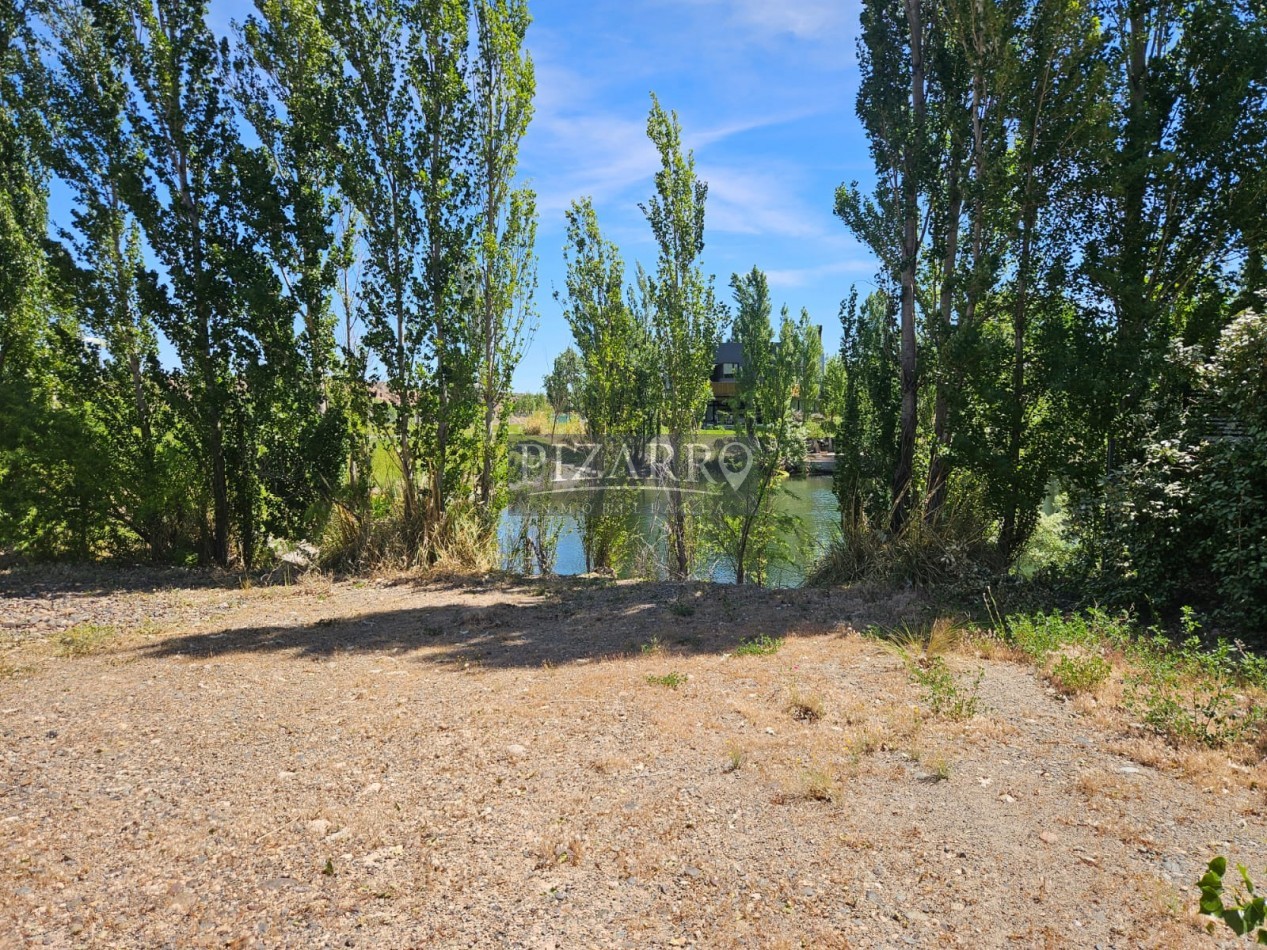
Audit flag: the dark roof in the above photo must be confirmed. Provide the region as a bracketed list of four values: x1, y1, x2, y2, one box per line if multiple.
[714, 339, 743, 365]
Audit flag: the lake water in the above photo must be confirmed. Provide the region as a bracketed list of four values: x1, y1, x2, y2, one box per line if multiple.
[499, 475, 840, 587]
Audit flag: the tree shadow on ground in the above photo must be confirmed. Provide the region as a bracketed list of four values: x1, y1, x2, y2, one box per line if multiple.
[135, 577, 929, 670]
[0, 561, 240, 599]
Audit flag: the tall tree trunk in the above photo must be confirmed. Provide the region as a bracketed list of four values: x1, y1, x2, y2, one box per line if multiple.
[999, 219, 1033, 558]
[892, 0, 926, 534]
[926, 140, 963, 523]
[668, 433, 689, 579]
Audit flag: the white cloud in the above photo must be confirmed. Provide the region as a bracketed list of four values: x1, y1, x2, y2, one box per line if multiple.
[672, 0, 856, 43]
[701, 165, 831, 239]
[728, 0, 853, 40]
[526, 92, 818, 223]
[765, 259, 875, 289]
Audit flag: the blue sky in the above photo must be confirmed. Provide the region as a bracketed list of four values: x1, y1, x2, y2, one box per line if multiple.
[517, 0, 876, 390]
[48, 0, 880, 391]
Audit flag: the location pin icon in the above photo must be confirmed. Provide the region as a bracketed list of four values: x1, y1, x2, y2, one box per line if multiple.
[720, 441, 753, 492]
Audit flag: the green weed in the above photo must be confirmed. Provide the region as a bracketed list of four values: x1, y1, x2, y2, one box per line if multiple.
[55, 623, 117, 658]
[1198, 856, 1266, 942]
[733, 635, 783, 657]
[667, 600, 695, 618]
[1049, 654, 1112, 695]
[646, 671, 686, 690]
[907, 656, 982, 721]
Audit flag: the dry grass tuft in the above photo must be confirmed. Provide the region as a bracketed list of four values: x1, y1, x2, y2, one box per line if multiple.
[533, 836, 585, 869]
[788, 765, 836, 802]
[722, 740, 747, 773]
[1076, 769, 1141, 801]
[786, 688, 825, 723]
[926, 617, 965, 656]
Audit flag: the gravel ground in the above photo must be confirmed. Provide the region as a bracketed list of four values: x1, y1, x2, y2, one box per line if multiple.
[1, 566, 1264, 948]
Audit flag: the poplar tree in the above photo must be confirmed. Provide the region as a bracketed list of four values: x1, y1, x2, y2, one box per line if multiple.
[100, 0, 255, 566]
[40, 0, 187, 555]
[234, 0, 348, 544]
[558, 198, 642, 570]
[324, 0, 473, 551]
[641, 94, 725, 579]
[715, 268, 803, 584]
[471, 0, 537, 521]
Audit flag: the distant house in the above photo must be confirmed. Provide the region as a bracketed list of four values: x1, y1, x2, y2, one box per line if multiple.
[369, 382, 400, 406]
[705, 329, 824, 426]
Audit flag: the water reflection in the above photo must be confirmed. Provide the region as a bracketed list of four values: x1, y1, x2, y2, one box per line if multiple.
[499, 475, 840, 587]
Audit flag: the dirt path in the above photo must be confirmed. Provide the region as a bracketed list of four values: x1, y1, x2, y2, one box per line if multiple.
[1, 568, 1262, 947]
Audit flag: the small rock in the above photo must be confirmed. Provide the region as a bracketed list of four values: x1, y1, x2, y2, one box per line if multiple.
[166, 882, 196, 914]
[506, 744, 528, 759]
[1038, 831, 1059, 845]
[357, 782, 382, 797]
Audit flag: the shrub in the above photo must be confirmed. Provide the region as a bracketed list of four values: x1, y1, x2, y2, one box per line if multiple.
[993, 607, 1135, 664]
[1048, 654, 1112, 695]
[667, 599, 695, 617]
[1198, 856, 1266, 942]
[997, 608, 1265, 749]
[806, 500, 995, 590]
[907, 656, 982, 721]
[796, 766, 835, 802]
[1067, 310, 1267, 632]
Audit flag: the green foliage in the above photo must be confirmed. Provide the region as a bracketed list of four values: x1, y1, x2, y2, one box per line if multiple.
[820, 355, 847, 432]
[470, 0, 537, 520]
[1069, 310, 1267, 630]
[995, 608, 1266, 749]
[906, 656, 982, 721]
[667, 599, 695, 617]
[832, 288, 899, 527]
[642, 94, 726, 579]
[646, 671, 686, 690]
[1001, 608, 1134, 662]
[543, 349, 582, 425]
[705, 268, 807, 585]
[1126, 631, 1265, 749]
[1198, 857, 1267, 943]
[509, 392, 550, 416]
[1048, 654, 1111, 695]
[555, 199, 658, 571]
[733, 635, 783, 657]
